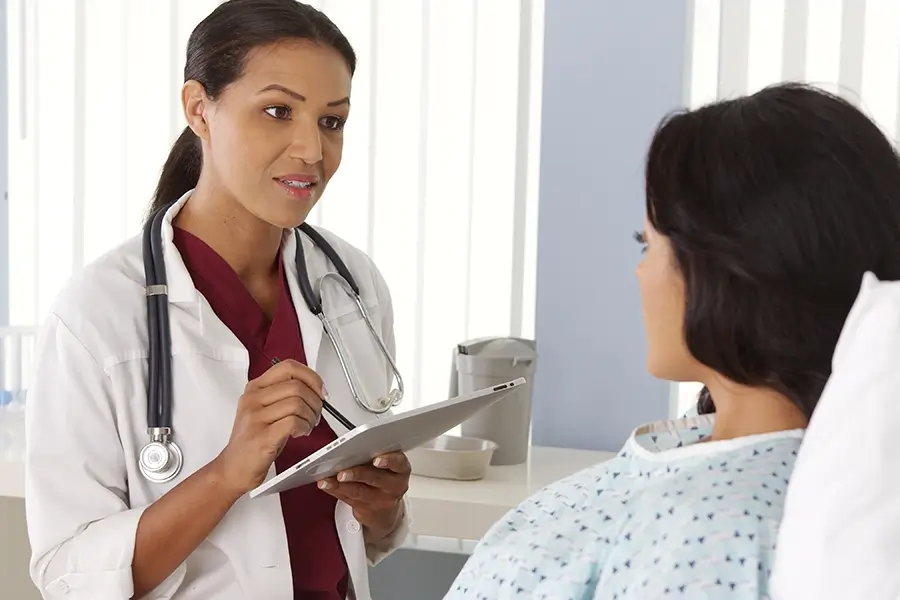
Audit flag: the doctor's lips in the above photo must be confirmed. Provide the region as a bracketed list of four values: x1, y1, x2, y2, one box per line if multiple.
[276, 174, 319, 200]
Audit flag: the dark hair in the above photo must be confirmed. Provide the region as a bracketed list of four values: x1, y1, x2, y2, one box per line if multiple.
[645, 83, 900, 418]
[150, 0, 356, 216]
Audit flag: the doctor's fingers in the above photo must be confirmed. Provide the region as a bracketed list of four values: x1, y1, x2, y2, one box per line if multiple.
[250, 380, 325, 412]
[371, 452, 411, 475]
[318, 480, 400, 508]
[246, 359, 326, 398]
[332, 463, 410, 496]
[258, 396, 321, 436]
[270, 413, 314, 441]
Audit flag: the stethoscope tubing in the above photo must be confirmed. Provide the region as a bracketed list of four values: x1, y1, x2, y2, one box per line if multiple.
[138, 208, 403, 483]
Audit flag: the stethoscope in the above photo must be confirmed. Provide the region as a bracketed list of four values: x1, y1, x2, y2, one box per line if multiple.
[138, 208, 404, 483]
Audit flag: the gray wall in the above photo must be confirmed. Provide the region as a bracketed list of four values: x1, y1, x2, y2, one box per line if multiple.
[531, 0, 690, 452]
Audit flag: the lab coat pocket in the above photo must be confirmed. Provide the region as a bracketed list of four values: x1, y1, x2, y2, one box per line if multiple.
[324, 306, 392, 413]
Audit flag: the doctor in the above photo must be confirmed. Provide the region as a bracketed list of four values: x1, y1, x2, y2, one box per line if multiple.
[25, 1, 410, 599]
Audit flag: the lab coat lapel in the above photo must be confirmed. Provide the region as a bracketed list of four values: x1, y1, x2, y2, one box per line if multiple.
[282, 229, 324, 371]
[159, 193, 254, 361]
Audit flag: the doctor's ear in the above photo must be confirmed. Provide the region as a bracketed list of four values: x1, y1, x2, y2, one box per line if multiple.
[182, 80, 211, 141]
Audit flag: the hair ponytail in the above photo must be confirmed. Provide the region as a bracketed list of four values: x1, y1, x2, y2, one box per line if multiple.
[696, 387, 714, 415]
[148, 126, 202, 218]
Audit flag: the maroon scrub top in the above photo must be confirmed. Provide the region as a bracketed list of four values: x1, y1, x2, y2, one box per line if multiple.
[173, 227, 349, 599]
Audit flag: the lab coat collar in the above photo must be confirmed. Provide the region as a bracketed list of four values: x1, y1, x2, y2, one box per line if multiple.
[160, 191, 199, 304]
[160, 190, 325, 370]
[281, 227, 324, 372]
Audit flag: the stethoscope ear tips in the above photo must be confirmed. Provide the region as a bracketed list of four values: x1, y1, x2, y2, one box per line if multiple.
[376, 390, 403, 409]
[388, 389, 403, 404]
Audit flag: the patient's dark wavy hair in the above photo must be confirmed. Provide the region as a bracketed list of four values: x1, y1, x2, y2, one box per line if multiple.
[645, 82, 900, 418]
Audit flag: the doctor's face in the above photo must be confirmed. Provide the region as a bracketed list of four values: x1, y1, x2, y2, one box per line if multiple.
[635, 217, 700, 381]
[189, 40, 351, 229]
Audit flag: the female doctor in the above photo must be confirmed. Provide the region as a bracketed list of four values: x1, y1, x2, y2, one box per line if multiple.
[24, 1, 410, 599]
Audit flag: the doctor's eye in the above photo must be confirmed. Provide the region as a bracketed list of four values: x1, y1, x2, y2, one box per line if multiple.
[264, 105, 292, 120]
[633, 230, 648, 253]
[320, 115, 347, 132]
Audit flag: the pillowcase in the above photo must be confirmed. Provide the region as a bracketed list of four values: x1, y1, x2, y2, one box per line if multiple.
[771, 272, 900, 600]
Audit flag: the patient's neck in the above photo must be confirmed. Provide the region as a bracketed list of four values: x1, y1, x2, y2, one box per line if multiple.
[703, 375, 808, 442]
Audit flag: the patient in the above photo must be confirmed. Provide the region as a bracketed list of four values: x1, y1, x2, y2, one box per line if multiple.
[444, 83, 900, 599]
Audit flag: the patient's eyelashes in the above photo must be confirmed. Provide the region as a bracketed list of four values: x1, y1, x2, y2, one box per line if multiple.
[633, 230, 648, 253]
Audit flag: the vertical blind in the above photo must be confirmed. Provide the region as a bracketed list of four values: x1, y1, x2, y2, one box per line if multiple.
[4, 0, 545, 411]
[677, 0, 900, 415]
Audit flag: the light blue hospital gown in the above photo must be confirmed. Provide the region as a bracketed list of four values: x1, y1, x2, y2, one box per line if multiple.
[445, 415, 803, 599]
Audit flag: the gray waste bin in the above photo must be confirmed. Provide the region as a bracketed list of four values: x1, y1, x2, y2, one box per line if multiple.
[449, 337, 537, 466]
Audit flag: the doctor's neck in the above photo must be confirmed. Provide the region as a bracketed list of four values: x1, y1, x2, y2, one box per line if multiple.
[701, 376, 808, 442]
[174, 181, 284, 284]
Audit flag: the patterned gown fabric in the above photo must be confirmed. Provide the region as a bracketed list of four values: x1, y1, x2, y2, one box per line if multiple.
[445, 415, 804, 600]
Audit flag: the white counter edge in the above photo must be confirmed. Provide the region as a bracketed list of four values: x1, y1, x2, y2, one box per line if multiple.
[0, 446, 615, 547]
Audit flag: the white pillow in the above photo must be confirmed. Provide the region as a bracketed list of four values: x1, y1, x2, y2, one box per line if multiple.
[771, 272, 900, 600]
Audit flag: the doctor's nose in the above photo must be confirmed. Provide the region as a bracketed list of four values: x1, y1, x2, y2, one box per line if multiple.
[289, 118, 324, 164]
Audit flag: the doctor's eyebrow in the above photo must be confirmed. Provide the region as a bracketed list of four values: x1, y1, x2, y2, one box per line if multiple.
[257, 84, 350, 107]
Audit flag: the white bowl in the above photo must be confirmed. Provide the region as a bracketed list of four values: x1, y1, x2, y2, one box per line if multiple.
[408, 434, 499, 481]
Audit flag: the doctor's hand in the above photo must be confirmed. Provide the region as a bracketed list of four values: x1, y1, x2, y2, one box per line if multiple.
[317, 452, 411, 539]
[213, 359, 327, 495]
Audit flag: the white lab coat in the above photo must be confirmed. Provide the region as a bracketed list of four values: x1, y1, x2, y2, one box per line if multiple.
[24, 191, 411, 600]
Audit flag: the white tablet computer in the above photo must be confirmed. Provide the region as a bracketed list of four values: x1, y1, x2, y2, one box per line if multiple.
[249, 377, 526, 498]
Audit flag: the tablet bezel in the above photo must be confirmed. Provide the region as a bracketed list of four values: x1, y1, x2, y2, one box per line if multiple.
[248, 377, 526, 498]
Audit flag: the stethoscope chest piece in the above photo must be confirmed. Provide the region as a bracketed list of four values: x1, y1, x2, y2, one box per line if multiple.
[138, 428, 183, 484]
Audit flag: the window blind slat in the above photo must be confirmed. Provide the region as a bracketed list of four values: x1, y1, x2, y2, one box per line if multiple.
[362, 0, 429, 409]
[126, 2, 178, 230]
[35, 0, 76, 321]
[419, 0, 477, 407]
[781, 0, 809, 81]
[82, 0, 127, 266]
[717, 0, 751, 98]
[689, 0, 721, 107]
[520, 0, 545, 341]
[747, 0, 785, 93]
[169, 0, 181, 140]
[839, 0, 867, 103]
[7, 0, 36, 325]
[510, 0, 535, 337]
[72, 0, 87, 275]
[412, 0, 431, 409]
[468, 0, 519, 341]
[860, 0, 900, 139]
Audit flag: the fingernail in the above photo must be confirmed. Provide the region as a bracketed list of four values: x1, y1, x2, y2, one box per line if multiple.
[338, 471, 352, 482]
[319, 480, 332, 490]
[374, 458, 387, 468]
[321, 383, 329, 400]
